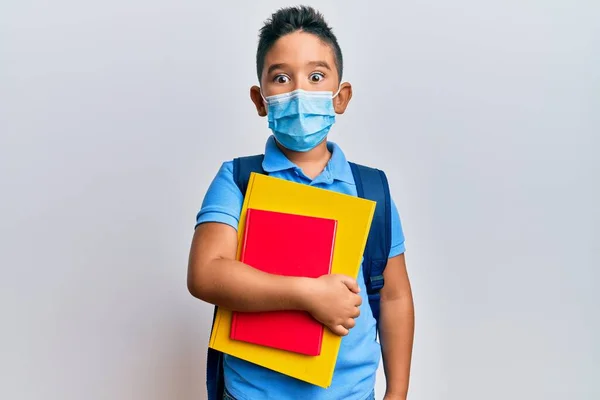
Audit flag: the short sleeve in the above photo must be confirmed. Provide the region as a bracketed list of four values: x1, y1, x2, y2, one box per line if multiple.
[195, 161, 244, 230]
[389, 197, 406, 258]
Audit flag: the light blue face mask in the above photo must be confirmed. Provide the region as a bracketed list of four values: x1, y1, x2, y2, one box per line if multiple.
[262, 87, 342, 152]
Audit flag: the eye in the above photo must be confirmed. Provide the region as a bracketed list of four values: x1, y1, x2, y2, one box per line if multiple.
[274, 74, 290, 84]
[309, 72, 325, 83]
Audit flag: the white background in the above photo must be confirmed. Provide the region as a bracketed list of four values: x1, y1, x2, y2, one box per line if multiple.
[1, 1, 598, 399]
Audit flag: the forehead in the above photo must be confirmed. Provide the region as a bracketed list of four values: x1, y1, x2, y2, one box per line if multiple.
[264, 31, 336, 69]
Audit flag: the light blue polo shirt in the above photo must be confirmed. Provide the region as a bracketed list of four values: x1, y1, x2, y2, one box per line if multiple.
[196, 135, 406, 400]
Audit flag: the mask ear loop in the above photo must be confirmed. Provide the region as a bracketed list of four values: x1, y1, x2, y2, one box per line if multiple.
[260, 88, 267, 103]
[259, 88, 269, 116]
[332, 82, 345, 99]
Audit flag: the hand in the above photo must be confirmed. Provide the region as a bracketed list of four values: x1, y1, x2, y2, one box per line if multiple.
[302, 274, 362, 336]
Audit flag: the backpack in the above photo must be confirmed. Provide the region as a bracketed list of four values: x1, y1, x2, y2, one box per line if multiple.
[206, 154, 392, 400]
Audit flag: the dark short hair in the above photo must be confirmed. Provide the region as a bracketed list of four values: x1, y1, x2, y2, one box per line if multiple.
[256, 6, 344, 82]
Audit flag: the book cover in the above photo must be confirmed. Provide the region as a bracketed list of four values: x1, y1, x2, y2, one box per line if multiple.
[230, 208, 337, 356]
[209, 173, 376, 388]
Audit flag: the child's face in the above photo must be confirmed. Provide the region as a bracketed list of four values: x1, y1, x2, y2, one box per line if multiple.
[250, 31, 352, 117]
[260, 31, 339, 97]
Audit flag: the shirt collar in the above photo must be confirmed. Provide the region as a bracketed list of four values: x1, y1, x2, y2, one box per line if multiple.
[262, 135, 355, 184]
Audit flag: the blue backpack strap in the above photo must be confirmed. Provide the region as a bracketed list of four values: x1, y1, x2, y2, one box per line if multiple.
[206, 308, 223, 400]
[348, 162, 392, 324]
[233, 154, 266, 195]
[206, 154, 266, 400]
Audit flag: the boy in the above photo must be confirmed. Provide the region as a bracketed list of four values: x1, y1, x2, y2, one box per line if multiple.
[188, 6, 414, 400]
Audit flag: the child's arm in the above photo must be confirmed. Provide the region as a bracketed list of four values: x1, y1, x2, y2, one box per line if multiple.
[187, 221, 362, 337]
[379, 253, 414, 400]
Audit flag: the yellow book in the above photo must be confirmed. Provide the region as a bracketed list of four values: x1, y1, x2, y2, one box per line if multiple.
[208, 173, 376, 388]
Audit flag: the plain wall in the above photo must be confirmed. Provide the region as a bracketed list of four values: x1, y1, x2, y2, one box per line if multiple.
[1, 1, 598, 399]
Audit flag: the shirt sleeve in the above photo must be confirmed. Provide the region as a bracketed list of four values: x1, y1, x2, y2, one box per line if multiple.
[389, 197, 406, 258]
[195, 161, 244, 230]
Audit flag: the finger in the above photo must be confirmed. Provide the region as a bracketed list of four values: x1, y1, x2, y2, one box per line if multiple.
[354, 294, 363, 307]
[352, 307, 360, 318]
[342, 318, 356, 330]
[339, 275, 360, 293]
[331, 325, 349, 336]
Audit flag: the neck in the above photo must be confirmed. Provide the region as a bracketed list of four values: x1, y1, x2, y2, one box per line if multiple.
[277, 140, 331, 180]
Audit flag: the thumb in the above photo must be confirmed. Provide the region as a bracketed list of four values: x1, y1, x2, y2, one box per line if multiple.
[339, 275, 360, 293]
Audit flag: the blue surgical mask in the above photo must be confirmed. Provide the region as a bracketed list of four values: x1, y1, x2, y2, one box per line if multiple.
[262, 87, 341, 152]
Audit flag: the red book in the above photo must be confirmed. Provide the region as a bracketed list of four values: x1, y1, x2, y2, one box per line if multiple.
[230, 208, 337, 356]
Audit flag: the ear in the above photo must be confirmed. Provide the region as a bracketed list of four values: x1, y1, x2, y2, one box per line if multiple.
[333, 82, 353, 114]
[250, 85, 267, 117]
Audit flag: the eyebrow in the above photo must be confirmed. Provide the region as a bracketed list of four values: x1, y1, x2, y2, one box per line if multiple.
[307, 61, 332, 70]
[266, 63, 288, 75]
[266, 60, 332, 75]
